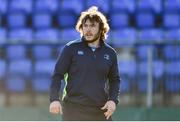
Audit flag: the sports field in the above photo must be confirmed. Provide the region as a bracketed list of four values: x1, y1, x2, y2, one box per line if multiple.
[0, 106, 180, 121]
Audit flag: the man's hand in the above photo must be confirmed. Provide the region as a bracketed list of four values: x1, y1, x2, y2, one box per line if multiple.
[101, 100, 116, 120]
[49, 101, 63, 115]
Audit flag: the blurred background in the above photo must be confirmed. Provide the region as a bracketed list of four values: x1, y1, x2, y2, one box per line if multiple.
[0, 0, 180, 121]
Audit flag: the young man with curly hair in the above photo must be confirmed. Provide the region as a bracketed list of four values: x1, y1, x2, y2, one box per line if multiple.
[49, 6, 120, 121]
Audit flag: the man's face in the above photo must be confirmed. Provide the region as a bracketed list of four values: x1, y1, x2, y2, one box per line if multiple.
[82, 19, 101, 42]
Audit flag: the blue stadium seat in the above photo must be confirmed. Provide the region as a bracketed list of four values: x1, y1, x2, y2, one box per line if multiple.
[33, 59, 56, 92]
[139, 61, 164, 79]
[163, 13, 180, 29]
[7, 13, 26, 28]
[85, 0, 109, 14]
[120, 76, 130, 93]
[34, 29, 59, 43]
[0, 59, 6, 79]
[32, 45, 52, 60]
[32, 76, 51, 93]
[9, 28, 33, 43]
[136, 12, 155, 28]
[165, 61, 180, 76]
[6, 45, 26, 60]
[137, 78, 158, 93]
[60, 0, 84, 14]
[153, 60, 164, 79]
[33, 13, 52, 29]
[0, 0, 7, 14]
[111, 28, 136, 46]
[111, 0, 135, 13]
[60, 29, 80, 43]
[137, 79, 148, 92]
[0, 28, 7, 44]
[165, 79, 180, 93]
[139, 61, 148, 76]
[118, 59, 137, 78]
[35, 0, 58, 13]
[137, 0, 162, 14]
[163, 45, 180, 60]
[136, 45, 156, 60]
[9, 0, 33, 13]
[8, 59, 32, 77]
[164, 29, 180, 42]
[164, 0, 180, 12]
[34, 59, 55, 76]
[138, 29, 163, 43]
[58, 13, 76, 28]
[110, 13, 129, 29]
[6, 76, 26, 92]
[0, 15, 1, 25]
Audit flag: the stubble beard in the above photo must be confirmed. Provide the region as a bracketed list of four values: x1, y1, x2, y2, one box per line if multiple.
[84, 31, 101, 44]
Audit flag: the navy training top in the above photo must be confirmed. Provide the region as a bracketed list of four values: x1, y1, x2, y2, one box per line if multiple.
[50, 37, 121, 107]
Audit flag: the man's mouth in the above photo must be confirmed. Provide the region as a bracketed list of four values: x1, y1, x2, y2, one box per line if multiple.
[85, 33, 93, 36]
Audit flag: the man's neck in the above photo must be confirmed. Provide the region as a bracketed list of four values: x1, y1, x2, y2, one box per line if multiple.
[88, 39, 100, 48]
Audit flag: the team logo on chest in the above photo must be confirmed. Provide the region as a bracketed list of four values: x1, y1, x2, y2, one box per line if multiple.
[77, 50, 84, 55]
[104, 54, 110, 60]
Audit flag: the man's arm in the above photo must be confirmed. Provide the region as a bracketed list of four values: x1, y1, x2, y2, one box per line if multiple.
[108, 51, 121, 105]
[102, 52, 120, 119]
[49, 45, 72, 102]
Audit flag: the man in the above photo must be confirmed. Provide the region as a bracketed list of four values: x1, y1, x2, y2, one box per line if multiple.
[49, 6, 120, 121]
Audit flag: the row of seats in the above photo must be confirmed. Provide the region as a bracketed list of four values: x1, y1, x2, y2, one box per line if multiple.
[136, 45, 180, 60]
[1, 0, 180, 30]
[5, 75, 52, 93]
[1, 45, 63, 60]
[1, 28, 180, 44]
[119, 60, 180, 78]
[0, 0, 109, 14]
[1, 13, 77, 28]
[1, 45, 180, 60]
[114, 12, 180, 29]
[4, 75, 180, 93]
[1, 12, 180, 29]
[1, 58, 180, 93]
[0, 58, 180, 80]
[1, 0, 180, 14]
[0, 28, 80, 44]
[121, 77, 180, 93]
[0, 59, 55, 92]
[0, 59, 55, 79]
[5, 74, 180, 93]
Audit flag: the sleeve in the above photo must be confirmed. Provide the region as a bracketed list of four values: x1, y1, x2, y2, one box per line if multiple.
[49, 45, 72, 103]
[108, 51, 121, 105]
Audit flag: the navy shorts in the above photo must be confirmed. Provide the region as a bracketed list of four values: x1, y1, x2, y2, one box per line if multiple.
[62, 101, 112, 121]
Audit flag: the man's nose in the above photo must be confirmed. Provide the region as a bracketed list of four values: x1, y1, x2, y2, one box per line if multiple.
[87, 29, 91, 32]
[86, 26, 91, 31]
[86, 28, 91, 33]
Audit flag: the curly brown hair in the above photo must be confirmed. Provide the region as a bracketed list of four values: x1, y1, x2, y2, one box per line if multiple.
[76, 6, 110, 41]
